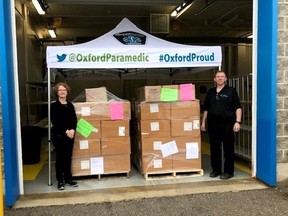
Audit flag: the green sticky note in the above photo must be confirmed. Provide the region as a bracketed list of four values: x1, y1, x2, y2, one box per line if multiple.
[76, 118, 95, 138]
[160, 88, 178, 101]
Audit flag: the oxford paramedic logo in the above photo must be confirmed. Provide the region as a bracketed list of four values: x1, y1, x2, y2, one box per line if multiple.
[113, 31, 146, 45]
[57, 54, 67, 62]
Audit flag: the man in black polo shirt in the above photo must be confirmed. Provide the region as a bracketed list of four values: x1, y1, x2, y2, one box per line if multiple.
[201, 71, 242, 180]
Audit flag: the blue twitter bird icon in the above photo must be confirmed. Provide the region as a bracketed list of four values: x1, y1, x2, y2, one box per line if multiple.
[57, 54, 67, 62]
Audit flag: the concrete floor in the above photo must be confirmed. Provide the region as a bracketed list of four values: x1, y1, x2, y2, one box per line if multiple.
[15, 153, 263, 208]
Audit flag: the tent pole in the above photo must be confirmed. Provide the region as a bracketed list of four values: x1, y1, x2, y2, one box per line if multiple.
[48, 68, 52, 186]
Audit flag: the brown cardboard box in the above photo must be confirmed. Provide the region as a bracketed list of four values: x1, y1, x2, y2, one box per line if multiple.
[71, 156, 98, 176]
[85, 87, 108, 102]
[74, 101, 131, 121]
[140, 136, 173, 155]
[162, 85, 178, 91]
[139, 119, 170, 138]
[137, 102, 170, 120]
[72, 139, 101, 158]
[103, 154, 131, 173]
[101, 120, 130, 137]
[74, 102, 110, 120]
[173, 136, 201, 153]
[71, 154, 130, 176]
[170, 100, 200, 119]
[137, 86, 161, 102]
[140, 154, 173, 173]
[173, 153, 202, 171]
[75, 119, 101, 140]
[170, 118, 200, 137]
[101, 137, 131, 155]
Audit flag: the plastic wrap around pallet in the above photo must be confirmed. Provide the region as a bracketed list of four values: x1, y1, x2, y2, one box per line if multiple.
[73, 87, 131, 121]
[71, 87, 131, 177]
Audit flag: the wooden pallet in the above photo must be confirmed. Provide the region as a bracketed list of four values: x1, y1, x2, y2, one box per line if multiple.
[97, 171, 130, 180]
[143, 169, 204, 180]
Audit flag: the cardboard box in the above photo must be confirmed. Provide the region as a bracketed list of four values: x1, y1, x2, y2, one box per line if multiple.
[101, 137, 131, 155]
[173, 153, 202, 171]
[85, 87, 108, 102]
[74, 102, 110, 120]
[74, 101, 131, 121]
[137, 102, 170, 120]
[173, 136, 201, 153]
[103, 154, 131, 173]
[140, 154, 173, 173]
[72, 139, 101, 157]
[140, 136, 173, 155]
[71, 155, 99, 176]
[71, 154, 130, 176]
[137, 86, 161, 102]
[170, 100, 200, 119]
[139, 119, 170, 138]
[101, 120, 130, 137]
[75, 119, 101, 140]
[170, 119, 200, 137]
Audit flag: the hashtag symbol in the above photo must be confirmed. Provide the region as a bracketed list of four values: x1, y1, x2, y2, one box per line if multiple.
[159, 54, 163, 62]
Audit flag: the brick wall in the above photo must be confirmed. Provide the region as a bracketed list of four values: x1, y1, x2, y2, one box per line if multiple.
[277, 1, 288, 183]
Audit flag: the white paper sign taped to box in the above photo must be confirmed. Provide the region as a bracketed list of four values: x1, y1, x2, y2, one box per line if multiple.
[186, 142, 199, 159]
[90, 157, 104, 174]
[161, 140, 179, 157]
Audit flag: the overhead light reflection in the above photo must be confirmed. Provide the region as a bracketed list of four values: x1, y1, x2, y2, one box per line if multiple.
[32, 0, 48, 15]
[48, 29, 56, 38]
[171, 0, 194, 19]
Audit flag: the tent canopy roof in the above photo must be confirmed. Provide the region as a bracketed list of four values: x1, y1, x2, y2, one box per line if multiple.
[46, 18, 222, 69]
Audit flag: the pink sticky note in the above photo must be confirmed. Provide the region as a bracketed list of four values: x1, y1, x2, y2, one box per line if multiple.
[179, 83, 195, 101]
[109, 102, 124, 120]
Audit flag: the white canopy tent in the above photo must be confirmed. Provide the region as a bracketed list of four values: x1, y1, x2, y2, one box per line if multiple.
[46, 18, 222, 184]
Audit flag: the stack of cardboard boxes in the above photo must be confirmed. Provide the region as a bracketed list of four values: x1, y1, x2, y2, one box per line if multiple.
[71, 87, 131, 177]
[134, 84, 202, 177]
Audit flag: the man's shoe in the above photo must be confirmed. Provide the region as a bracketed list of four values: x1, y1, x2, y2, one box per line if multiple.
[209, 171, 221, 178]
[66, 180, 79, 187]
[57, 182, 65, 190]
[220, 173, 234, 180]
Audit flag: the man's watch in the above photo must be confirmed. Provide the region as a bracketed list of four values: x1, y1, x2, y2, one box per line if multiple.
[236, 121, 241, 124]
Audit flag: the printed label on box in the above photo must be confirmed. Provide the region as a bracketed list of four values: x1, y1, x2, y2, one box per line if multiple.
[150, 122, 160, 131]
[184, 122, 193, 131]
[81, 107, 91, 116]
[150, 103, 159, 113]
[153, 159, 162, 168]
[118, 126, 126, 136]
[79, 140, 89, 149]
[193, 120, 200, 129]
[80, 160, 90, 170]
[153, 141, 162, 150]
